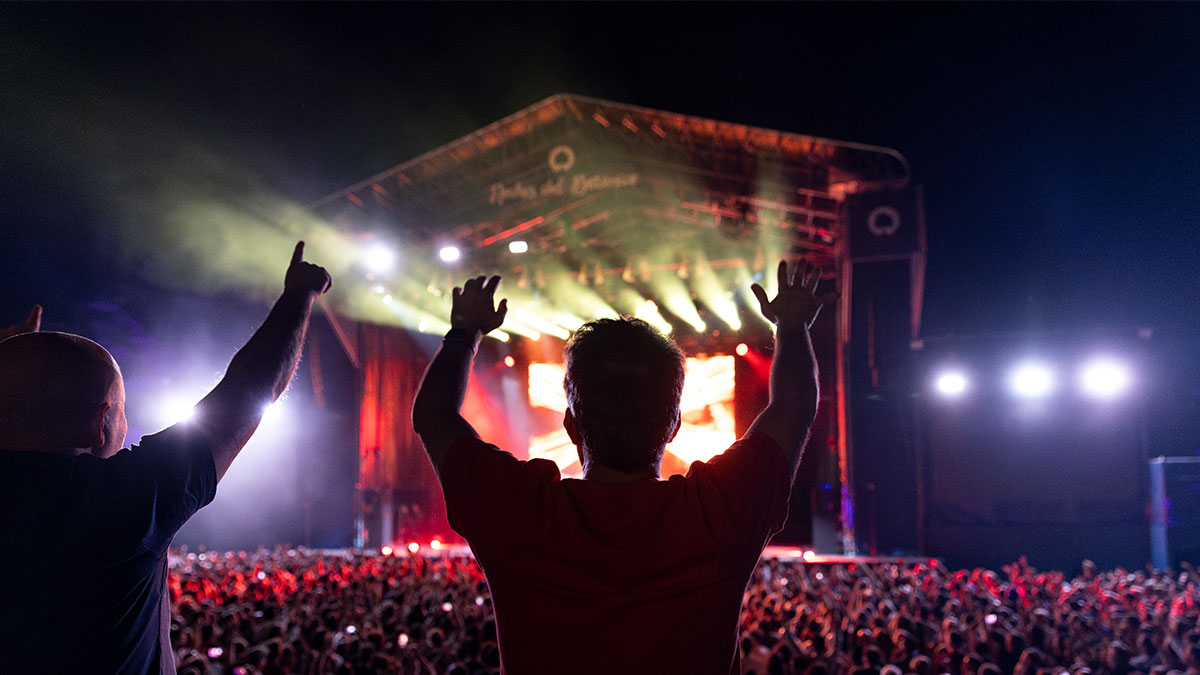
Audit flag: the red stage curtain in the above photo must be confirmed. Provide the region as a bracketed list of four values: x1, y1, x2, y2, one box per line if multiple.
[359, 324, 451, 543]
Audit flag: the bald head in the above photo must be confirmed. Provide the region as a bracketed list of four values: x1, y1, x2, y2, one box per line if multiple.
[0, 332, 127, 456]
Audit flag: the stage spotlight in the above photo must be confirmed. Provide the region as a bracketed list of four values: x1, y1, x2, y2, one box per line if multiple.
[261, 400, 285, 424]
[735, 343, 749, 357]
[438, 246, 461, 263]
[1080, 357, 1131, 399]
[380, 545, 394, 556]
[370, 284, 386, 294]
[934, 371, 968, 397]
[430, 538, 444, 551]
[504, 355, 516, 368]
[634, 299, 673, 335]
[362, 243, 395, 274]
[158, 396, 197, 427]
[509, 240, 528, 254]
[382, 294, 393, 305]
[407, 542, 420, 554]
[1009, 361, 1055, 399]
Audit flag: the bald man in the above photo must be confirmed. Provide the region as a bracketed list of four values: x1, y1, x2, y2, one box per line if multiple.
[0, 242, 330, 674]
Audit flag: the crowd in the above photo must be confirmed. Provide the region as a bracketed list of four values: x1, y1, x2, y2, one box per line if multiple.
[168, 548, 1200, 675]
[168, 548, 497, 674]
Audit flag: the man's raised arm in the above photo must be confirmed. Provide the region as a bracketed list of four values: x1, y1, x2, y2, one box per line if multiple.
[412, 275, 507, 477]
[190, 241, 331, 481]
[746, 261, 837, 474]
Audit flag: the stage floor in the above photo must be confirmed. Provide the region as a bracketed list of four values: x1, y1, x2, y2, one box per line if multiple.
[355, 544, 937, 566]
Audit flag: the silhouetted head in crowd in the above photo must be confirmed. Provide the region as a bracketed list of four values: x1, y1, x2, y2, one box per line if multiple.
[0, 331, 127, 457]
[563, 317, 685, 477]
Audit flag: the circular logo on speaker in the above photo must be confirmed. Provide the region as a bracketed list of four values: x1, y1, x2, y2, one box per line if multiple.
[548, 145, 576, 173]
[867, 206, 901, 237]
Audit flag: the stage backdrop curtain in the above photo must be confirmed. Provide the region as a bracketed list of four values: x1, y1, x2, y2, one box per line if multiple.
[359, 324, 451, 543]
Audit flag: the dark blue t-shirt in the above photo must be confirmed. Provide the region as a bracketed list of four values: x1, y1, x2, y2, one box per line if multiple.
[0, 426, 216, 674]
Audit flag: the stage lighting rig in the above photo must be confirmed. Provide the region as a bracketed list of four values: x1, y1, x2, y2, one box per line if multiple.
[1079, 357, 1132, 400]
[362, 243, 396, 274]
[1008, 361, 1056, 399]
[934, 371, 969, 397]
[438, 245, 461, 263]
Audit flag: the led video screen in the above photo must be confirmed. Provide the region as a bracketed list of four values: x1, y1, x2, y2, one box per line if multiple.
[527, 355, 736, 477]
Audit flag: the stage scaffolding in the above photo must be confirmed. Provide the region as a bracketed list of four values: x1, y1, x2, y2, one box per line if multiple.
[311, 94, 922, 555]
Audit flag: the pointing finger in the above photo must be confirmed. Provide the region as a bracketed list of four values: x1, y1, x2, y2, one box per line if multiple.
[496, 298, 509, 324]
[291, 241, 305, 267]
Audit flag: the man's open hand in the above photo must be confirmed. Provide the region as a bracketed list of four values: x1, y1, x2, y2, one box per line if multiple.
[751, 260, 837, 331]
[284, 241, 332, 298]
[0, 305, 42, 341]
[451, 275, 508, 337]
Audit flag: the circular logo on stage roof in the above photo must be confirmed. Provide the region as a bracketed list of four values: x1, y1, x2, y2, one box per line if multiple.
[548, 145, 575, 173]
[867, 205, 902, 237]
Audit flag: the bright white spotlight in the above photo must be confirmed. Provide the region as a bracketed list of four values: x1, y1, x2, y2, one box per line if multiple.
[438, 246, 461, 263]
[508, 240, 528, 254]
[1080, 358, 1131, 399]
[362, 244, 395, 274]
[935, 371, 968, 397]
[1009, 361, 1055, 399]
[259, 400, 287, 429]
[158, 396, 197, 427]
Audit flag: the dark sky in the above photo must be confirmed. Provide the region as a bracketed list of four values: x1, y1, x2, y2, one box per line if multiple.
[3, 2, 1199, 340]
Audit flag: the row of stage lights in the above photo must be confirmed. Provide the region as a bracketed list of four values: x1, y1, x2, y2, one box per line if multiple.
[363, 240, 528, 274]
[360, 238, 756, 341]
[932, 357, 1133, 401]
[380, 538, 445, 556]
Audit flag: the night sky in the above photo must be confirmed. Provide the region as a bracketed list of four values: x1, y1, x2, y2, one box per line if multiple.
[3, 3, 1199, 365]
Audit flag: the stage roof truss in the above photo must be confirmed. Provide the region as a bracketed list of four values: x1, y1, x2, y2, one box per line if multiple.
[313, 94, 909, 345]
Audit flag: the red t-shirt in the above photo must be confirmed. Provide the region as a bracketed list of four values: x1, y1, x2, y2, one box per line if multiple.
[441, 432, 792, 674]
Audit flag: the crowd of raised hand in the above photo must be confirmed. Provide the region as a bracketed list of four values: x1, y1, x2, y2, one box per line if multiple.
[169, 548, 1200, 675]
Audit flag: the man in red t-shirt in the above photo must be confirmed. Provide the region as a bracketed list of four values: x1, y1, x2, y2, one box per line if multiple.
[413, 262, 834, 674]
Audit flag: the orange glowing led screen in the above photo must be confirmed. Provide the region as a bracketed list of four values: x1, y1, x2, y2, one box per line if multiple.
[527, 355, 736, 477]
